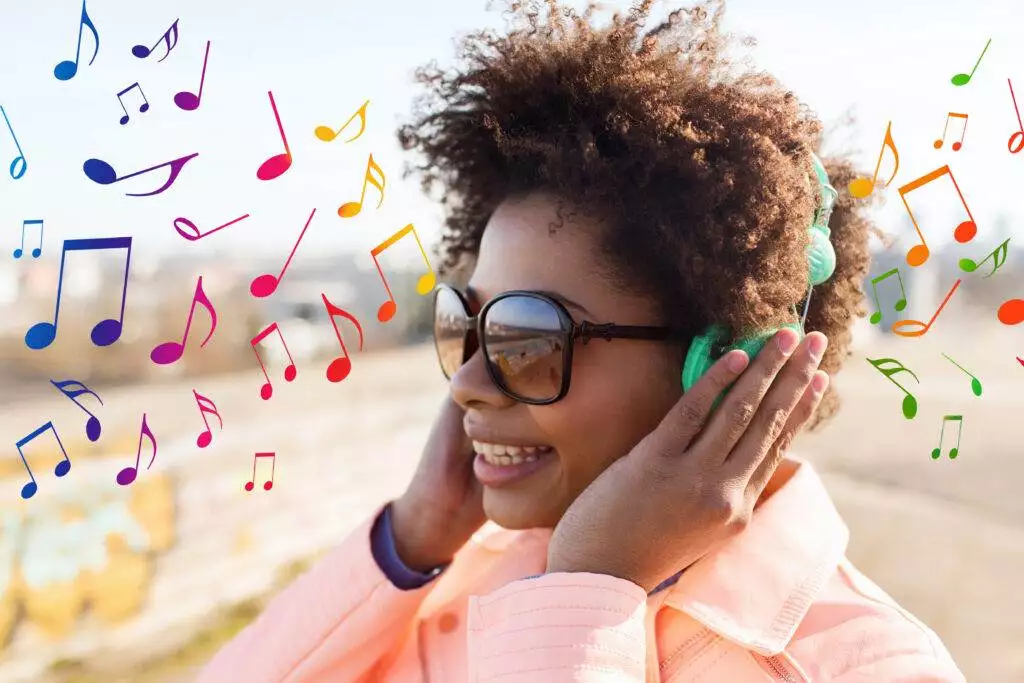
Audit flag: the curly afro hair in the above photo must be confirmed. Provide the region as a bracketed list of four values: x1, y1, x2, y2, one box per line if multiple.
[397, 0, 878, 429]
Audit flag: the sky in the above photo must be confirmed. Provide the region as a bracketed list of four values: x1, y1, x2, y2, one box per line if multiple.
[0, 0, 1021, 270]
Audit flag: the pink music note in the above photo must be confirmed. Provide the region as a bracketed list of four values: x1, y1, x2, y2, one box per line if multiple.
[250, 208, 316, 298]
[251, 323, 297, 400]
[151, 276, 217, 365]
[193, 390, 222, 449]
[891, 279, 961, 338]
[16, 421, 72, 500]
[83, 152, 199, 197]
[174, 213, 249, 242]
[116, 413, 157, 486]
[256, 91, 292, 181]
[245, 452, 276, 491]
[897, 165, 977, 267]
[132, 17, 179, 61]
[321, 293, 364, 382]
[174, 40, 210, 112]
[370, 224, 437, 322]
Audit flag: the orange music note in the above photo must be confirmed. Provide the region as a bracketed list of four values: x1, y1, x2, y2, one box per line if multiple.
[193, 390, 223, 449]
[897, 166, 977, 267]
[998, 298, 1024, 325]
[931, 415, 964, 460]
[251, 322, 296, 400]
[849, 121, 899, 199]
[250, 208, 317, 298]
[256, 91, 293, 181]
[339, 154, 385, 218]
[314, 99, 369, 142]
[892, 279, 961, 338]
[116, 413, 157, 486]
[370, 224, 437, 323]
[321, 293, 364, 382]
[245, 452, 276, 491]
[151, 275, 217, 365]
[933, 112, 968, 151]
[868, 268, 907, 325]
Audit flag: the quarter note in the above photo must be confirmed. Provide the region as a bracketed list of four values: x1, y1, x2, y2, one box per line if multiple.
[849, 121, 898, 199]
[865, 357, 919, 419]
[941, 353, 982, 397]
[54, 0, 100, 81]
[998, 298, 1024, 326]
[251, 323, 297, 400]
[891, 279, 961, 338]
[959, 237, 1010, 277]
[50, 379, 103, 441]
[897, 165, 976, 267]
[931, 415, 963, 460]
[16, 422, 71, 500]
[370, 224, 437, 322]
[132, 18, 180, 61]
[13, 219, 43, 259]
[1, 105, 27, 179]
[25, 236, 132, 350]
[867, 267, 907, 325]
[116, 413, 157, 486]
[151, 275, 217, 365]
[256, 91, 292, 181]
[193, 390, 222, 449]
[173, 40, 210, 112]
[933, 112, 968, 151]
[951, 38, 990, 86]
[339, 154, 385, 218]
[174, 212, 249, 242]
[245, 452, 276, 492]
[83, 152, 199, 197]
[116, 82, 150, 125]
[1008, 79, 1024, 153]
[314, 99, 370, 142]
[321, 293, 364, 382]
[250, 208, 316, 298]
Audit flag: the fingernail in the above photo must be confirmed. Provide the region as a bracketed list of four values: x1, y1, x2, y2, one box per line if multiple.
[777, 329, 798, 355]
[812, 371, 829, 393]
[726, 350, 749, 372]
[808, 333, 828, 362]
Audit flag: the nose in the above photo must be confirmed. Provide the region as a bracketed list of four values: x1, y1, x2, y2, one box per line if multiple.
[450, 347, 516, 411]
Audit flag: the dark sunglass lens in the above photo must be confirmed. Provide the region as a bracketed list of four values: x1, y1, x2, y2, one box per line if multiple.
[484, 296, 567, 401]
[434, 288, 469, 378]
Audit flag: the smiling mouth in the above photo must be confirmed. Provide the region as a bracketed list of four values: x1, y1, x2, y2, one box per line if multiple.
[472, 440, 554, 466]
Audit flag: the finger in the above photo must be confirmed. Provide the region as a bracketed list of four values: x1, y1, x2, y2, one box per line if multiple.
[747, 369, 829, 497]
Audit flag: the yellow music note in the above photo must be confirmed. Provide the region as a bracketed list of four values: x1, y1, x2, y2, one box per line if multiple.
[370, 224, 436, 322]
[850, 121, 899, 199]
[339, 154, 385, 218]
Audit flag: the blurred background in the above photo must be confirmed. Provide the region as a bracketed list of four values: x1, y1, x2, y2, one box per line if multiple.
[1, 0, 1023, 681]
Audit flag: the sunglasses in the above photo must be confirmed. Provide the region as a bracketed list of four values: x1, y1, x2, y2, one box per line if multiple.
[433, 284, 689, 404]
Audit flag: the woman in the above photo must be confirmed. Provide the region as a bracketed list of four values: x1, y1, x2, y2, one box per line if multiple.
[198, 1, 964, 680]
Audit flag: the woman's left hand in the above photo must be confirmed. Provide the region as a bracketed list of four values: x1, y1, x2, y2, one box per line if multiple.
[546, 328, 830, 593]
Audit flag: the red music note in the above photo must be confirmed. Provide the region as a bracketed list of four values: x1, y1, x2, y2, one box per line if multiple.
[193, 390, 222, 449]
[151, 275, 217, 365]
[256, 91, 292, 181]
[250, 208, 316, 298]
[339, 154, 385, 218]
[321, 293, 364, 382]
[174, 213, 249, 242]
[370, 224, 437, 322]
[116, 413, 157, 486]
[245, 452, 276, 491]
[1008, 79, 1024, 153]
[251, 323, 296, 400]
[897, 165, 977, 267]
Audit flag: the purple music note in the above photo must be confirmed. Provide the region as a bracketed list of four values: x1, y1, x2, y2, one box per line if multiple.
[50, 379, 103, 442]
[132, 18, 179, 61]
[116, 413, 157, 486]
[151, 275, 217, 365]
[174, 40, 210, 111]
[16, 422, 72, 500]
[83, 153, 198, 197]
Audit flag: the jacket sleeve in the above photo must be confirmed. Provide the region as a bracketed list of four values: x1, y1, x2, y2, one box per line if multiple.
[466, 571, 649, 682]
[835, 651, 967, 683]
[196, 502, 448, 683]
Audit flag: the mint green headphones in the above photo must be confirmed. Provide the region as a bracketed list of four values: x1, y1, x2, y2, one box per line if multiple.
[680, 152, 838, 392]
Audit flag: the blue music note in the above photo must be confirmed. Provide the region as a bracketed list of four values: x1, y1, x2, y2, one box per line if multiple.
[16, 422, 72, 500]
[83, 153, 198, 197]
[1, 106, 26, 179]
[54, 0, 100, 82]
[25, 237, 132, 350]
[50, 379, 103, 441]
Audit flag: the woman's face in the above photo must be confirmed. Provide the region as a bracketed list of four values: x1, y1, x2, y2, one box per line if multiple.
[450, 192, 684, 529]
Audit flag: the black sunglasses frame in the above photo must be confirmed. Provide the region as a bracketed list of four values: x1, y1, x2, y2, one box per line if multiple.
[433, 283, 690, 405]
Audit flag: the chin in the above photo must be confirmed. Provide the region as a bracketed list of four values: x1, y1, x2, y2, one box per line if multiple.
[482, 489, 561, 530]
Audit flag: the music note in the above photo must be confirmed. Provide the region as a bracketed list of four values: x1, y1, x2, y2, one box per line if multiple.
[25, 237, 132, 350]
[339, 154, 385, 218]
[83, 152, 199, 197]
[959, 237, 1010, 277]
[131, 18, 180, 61]
[116, 414, 157, 486]
[892, 279, 961, 338]
[897, 166, 976, 267]
[941, 353, 982, 397]
[245, 452, 276, 492]
[13, 219, 43, 259]
[933, 112, 968, 151]
[951, 38, 990, 86]
[50, 379, 103, 441]
[193, 390, 222, 449]
[251, 323, 297, 400]
[16, 422, 71, 500]
[849, 121, 898, 199]
[151, 275, 217, 365]
[54, 0, 100, 81]
[370, 224, 437, 322]
[174, 212, 249, 242]
[173, 40, 210, 112]
[865, 357, 919, 419]
[931, 415, 964, 460]
[321, 293, 364, 382]
[116, 82, 150, 125]
[256, 91, 292, 181]
[1, 105, 27, 180]
[868, 267, 907, 325]
[250, 208, 316, 298]
[314, 99, 370, 142]
[998, 298, 1024, 326]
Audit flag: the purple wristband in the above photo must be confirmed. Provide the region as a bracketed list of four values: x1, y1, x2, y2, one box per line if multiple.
[370, 502, 449, 590]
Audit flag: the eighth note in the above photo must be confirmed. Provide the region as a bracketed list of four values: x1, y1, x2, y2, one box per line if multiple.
[866, 356, 919, 419]
[339, 154, 385, 218]
[151, 275, 217, 365]
[84, 152, 199, 197]
[116, 82, 150, 125]
[16, 421, 71, 500]
[322, 293, 364, 382]
[933, 112, 968, 151]
[897, 165, 977, 267]
[959, 237, 1010, 277]
[251, 322, 297, 400]
[951, 38, 990, 86]
[116, 413, 157, 486]
[867, 267, 907, 325]
[931, 415, 964, 460]
[370, 224, 437, 322]
[13, 219, 43, 259]
[849, 121, 898, 199]
[941, 353, 982, 397]
[245, 452, 276, 492]
[54, 0, 100, 82]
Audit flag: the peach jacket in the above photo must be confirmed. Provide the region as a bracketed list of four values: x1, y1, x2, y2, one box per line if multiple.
[197, 459, 965, 682]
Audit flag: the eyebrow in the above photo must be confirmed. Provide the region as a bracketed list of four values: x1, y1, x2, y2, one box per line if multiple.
[466, 286, 593, 317]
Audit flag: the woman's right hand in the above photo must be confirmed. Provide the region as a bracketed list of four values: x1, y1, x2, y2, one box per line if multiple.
[389, 395, 486, 572]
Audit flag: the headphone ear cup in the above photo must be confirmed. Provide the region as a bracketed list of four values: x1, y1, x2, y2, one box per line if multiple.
[681, 325, 722, 392]
[807, 226, 837, 286]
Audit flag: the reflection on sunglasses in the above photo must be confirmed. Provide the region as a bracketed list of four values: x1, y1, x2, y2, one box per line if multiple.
[491, 337, 563, 374]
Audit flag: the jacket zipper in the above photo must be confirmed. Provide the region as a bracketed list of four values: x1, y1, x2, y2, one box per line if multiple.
[759, 653, 801, 682]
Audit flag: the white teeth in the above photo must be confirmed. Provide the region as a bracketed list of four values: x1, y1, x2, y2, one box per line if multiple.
[472, 440, 552, 466]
